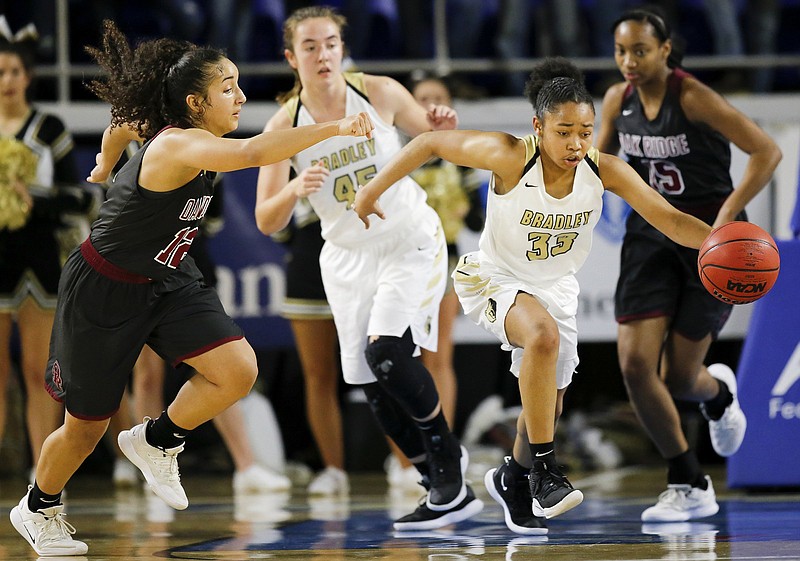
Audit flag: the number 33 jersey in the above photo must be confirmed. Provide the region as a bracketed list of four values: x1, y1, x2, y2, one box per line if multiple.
[287, 72, 427, 248]
[479, 134, 603, 288]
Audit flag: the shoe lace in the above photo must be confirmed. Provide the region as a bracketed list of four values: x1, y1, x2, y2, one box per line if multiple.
[531, 465, 573, 501]
[36, 508, 78, 546]
[656, 485, 692, 508]
[147, 444, 184, 484]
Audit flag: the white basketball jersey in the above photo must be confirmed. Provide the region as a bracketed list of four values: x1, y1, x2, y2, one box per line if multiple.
[479, 134, 604, 288]
[288, 73, 428, 247]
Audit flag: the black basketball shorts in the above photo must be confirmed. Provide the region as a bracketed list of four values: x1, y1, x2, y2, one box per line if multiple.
[615, 224, 732, 341]
[45, 248, 243, 419]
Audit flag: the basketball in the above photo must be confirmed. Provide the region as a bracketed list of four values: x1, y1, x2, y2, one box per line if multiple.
[698, 222, 780, 304]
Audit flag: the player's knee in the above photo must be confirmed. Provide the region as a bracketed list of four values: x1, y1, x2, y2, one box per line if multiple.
[519, 318, 559, 358]
[227, 347, 259, 398]
[64, 417, 109, 455]
[618, 354, 651, 387]
[364, 335, 407, 384]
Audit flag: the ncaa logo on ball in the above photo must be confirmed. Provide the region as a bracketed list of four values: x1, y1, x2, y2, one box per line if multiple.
[727, 279, 768, 295]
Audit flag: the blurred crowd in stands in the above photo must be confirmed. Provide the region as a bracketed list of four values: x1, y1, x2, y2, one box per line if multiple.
[3, 1, 799, 98]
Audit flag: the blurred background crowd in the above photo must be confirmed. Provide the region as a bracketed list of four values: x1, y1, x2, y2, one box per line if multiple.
[2, 0, 800, 103]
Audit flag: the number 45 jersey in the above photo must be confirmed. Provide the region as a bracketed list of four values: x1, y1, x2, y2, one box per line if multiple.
[614, 68, 733, 210]
[287, 72, 428, 248]
[89, 131, 212, 283]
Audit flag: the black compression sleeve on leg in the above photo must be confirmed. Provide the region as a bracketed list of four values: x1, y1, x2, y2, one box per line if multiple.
[360, 382, 427, 466]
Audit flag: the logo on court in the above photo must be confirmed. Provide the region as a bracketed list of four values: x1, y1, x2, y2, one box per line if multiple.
[769, 341, 800, 420]
[485, 299, 497, 323]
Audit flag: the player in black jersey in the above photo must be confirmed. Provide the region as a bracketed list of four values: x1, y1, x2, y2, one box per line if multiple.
[9, 19, 373, 557]
[596, 7, 782, 523]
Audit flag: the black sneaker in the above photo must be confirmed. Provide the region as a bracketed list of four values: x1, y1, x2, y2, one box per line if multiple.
[426, 439, 468, 511]
[484, 457, 548, 535]
[393, 485, 484, 532]
[529, 461, 583, 519]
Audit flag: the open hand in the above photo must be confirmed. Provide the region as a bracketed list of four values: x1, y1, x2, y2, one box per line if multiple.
[353, 185, 385, 229]
[338, 112, 375, 139]
[426, 104, 458, 131]
[291, 165, 329, 198]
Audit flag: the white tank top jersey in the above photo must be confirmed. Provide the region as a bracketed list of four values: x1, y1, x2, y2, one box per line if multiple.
[479, 134, 604, 289]
[287, 73, 428, 248]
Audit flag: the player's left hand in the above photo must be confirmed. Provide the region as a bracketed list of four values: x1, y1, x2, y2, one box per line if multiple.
[426, 104, 458, 131]
[352, 185, 385, 229]
[337, 112, 375, 139]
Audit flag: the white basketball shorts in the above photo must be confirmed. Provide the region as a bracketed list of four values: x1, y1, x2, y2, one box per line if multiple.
[320, 205, 447, 384]
[452, 251, 579, 389]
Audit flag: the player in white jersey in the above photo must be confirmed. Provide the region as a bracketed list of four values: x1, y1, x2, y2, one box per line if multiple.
[255, 6, 483, 530]
[355, 58, 715, 535]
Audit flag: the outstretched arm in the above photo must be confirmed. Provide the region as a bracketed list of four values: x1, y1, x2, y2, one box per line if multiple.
[354, 129, 523, 228]
[600, 153, 711, 248]
[161, 112, 374, 173]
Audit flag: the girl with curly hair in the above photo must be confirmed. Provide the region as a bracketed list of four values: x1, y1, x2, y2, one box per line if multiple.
[9, 19, 372, 557]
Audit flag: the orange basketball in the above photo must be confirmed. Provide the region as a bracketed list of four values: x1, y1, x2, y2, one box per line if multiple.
[698, 222, 780, 304]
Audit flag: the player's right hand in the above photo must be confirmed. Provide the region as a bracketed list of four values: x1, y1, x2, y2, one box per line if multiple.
[338, 112, 374, 139]
[291, 165, 329, 198]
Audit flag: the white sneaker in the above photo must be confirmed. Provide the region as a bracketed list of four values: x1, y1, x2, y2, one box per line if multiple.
[118, 419, 188, 510]
[113, 457, 141, 487]
[307, 466, 349, 496]
[233, 464, 292, 494]
[641, 476, 719, 522]
[10, 488, 88, 556]
[702, 363, 747, 457]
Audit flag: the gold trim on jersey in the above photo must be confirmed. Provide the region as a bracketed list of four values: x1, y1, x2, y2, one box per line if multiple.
[343, 72, 367, 96]
[282, 72, 367, 123]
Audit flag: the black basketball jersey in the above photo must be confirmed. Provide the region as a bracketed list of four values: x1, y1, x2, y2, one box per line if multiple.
[614, 68, 733, 215]
[90, 132, 216, 282]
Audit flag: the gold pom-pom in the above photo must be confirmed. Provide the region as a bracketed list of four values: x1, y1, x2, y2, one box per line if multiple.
[0, 137, 39, 231]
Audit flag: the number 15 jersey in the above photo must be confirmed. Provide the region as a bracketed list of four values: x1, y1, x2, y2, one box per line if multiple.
[287, 72, 427, 248]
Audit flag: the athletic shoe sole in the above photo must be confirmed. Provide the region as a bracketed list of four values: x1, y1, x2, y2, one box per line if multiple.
[532, 488, 584, 519]
[393, 496, 484, 531]
[484, 468, 548, 535]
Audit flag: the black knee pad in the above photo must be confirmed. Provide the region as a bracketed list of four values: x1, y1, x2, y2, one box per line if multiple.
[364, 332, 414, 384]
[364, 329, 439, 418]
